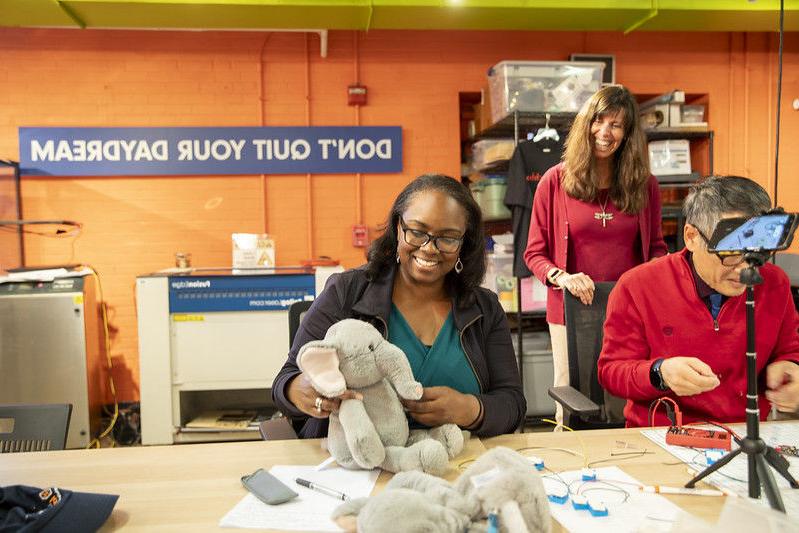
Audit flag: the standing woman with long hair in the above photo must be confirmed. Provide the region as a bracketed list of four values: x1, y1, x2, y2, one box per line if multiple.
[524, 85, 668, 425]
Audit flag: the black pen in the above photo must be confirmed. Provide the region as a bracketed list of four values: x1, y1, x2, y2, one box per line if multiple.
[295, 477, 349, 501]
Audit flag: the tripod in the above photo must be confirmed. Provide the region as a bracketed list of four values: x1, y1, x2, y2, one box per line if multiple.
[685, 252, 799, 511]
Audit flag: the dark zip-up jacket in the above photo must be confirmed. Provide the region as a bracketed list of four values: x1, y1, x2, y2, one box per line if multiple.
[271, 265, 526, 438]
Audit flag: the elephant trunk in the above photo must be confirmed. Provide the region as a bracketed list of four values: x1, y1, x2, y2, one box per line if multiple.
[375, 344, 423, 400]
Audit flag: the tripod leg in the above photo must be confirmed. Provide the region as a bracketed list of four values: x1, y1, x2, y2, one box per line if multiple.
[748, 447, 760, 499]
[755, 453, 786, 513]
[685, 448, 742, 488]
[765, 446, 799, 488]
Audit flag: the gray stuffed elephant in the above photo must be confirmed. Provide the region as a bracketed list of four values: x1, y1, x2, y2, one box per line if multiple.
[331, 447, 552, 533]
[297, 318, 465, 475]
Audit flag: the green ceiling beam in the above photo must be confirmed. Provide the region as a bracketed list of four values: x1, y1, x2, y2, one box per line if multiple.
[0, 0, 81, 27]
[0, 0, 796, 31]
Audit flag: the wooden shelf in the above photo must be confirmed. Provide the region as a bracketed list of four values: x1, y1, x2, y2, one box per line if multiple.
[656, 172, 701, 184]
[476, 159, 510, 173]
[645, 128, 712, 140]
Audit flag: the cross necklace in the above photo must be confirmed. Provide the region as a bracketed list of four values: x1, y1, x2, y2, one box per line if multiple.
[594, 191, 613, 227]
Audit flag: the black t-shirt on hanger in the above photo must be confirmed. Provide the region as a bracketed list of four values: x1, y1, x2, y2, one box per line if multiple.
[503, 136, 565, 278]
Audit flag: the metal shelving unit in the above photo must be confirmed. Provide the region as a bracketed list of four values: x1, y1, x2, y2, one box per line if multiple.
[475, 111, 577, 140]
[479, 111, 577, 398]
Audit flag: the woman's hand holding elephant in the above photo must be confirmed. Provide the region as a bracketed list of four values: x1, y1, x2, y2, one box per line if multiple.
[402, 386, 481, 428]
[287, 372, 363, 419]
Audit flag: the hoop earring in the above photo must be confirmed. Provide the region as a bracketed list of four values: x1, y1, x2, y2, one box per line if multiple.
[396, 252, 400, 264]
[454, 257, 464, 274]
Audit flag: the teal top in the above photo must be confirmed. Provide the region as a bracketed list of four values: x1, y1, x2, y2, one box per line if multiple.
[388, 304, 480, 395]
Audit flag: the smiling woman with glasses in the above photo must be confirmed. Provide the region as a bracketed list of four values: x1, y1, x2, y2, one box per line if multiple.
[272, 174, 526, 440]
[399, 218, 464, 254]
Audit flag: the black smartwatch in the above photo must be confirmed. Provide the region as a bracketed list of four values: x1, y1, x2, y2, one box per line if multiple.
[650, 358, 669, 391]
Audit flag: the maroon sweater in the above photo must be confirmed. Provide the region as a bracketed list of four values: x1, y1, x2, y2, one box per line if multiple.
[524, 163, 667, 324]
[598, 249, 799, 427]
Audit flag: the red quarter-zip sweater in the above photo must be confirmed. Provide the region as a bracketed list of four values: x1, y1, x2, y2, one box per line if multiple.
[598, 249, 799, 427]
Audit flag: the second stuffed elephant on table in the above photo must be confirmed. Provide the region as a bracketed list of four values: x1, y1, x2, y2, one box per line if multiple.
[297, 318, 465, 476]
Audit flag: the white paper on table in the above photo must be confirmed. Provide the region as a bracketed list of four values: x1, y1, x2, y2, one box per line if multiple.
[641, 423, 799, 516]
[219, 465, 379, 531]
[544, 466, 683, 533]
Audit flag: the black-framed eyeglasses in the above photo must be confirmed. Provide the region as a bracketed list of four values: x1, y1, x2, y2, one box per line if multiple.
[399, 218, 464, 254]
[694, 226, 746, 267]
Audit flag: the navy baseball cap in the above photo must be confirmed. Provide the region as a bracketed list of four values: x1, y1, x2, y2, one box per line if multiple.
[0, 485, 118, 532]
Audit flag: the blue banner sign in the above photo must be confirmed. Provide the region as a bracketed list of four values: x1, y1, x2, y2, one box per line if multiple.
[168, 273, 315, 313]
[18, 126, 402, 176]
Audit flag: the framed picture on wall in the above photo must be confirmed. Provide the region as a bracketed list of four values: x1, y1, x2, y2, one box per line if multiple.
[570, 53, 615, 85]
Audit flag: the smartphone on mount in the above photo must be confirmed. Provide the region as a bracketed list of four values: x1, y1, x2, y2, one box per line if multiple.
[707, 212, 799, 255]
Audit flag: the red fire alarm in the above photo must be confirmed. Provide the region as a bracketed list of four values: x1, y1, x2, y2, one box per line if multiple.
[348, 84, 367, 106]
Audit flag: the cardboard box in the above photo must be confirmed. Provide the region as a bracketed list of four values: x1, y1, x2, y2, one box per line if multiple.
[232, 233, 275, 269]
[473, 86, 494, 134]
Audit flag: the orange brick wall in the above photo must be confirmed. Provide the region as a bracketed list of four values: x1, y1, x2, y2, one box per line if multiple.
[0, 28, 796, 401]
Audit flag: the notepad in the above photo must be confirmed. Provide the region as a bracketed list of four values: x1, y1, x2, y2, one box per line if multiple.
[219, 465, 379, 531]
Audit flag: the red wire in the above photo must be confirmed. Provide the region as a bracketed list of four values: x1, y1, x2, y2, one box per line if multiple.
[649, 396, 682, 427]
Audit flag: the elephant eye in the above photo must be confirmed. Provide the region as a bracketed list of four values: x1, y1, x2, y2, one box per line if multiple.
[368, 343, 375, 351]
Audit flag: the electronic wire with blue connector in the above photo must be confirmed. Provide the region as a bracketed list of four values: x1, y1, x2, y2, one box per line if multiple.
[570, 494, 589, 510]
[486, 509, 499, 533]
[587, 499, 609, 517]
[527, 455, 545, 471]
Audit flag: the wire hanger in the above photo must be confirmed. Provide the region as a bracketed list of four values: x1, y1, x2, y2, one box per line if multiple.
[532, 113, 560, 143]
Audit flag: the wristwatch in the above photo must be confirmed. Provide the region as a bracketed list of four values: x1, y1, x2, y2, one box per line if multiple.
[547, 268, 565, 286]
[650, 358, 669, 391]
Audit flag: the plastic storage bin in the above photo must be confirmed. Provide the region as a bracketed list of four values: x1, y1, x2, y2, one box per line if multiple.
[512, 331, 555, 416]
[648, 139, 691, 176]
[481, 176, 512, 221]
[487, 60, 604, 123]
[469, 181, 484, 211]
[483, 251, 516, 312]
[681, 104, 705, 123]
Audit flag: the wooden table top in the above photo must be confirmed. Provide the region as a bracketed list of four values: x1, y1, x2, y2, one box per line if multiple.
[0, 426, 736, 531]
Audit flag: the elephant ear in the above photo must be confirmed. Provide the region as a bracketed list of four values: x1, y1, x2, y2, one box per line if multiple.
[297, 342, 347, 397]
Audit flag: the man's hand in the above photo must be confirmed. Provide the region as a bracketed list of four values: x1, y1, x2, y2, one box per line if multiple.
[401, 386, 479, 427]
[765, 361, 799, 413]
[659, 357, 720, 396]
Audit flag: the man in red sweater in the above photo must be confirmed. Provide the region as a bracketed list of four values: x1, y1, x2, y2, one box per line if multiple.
[598, 176, 799, 427]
